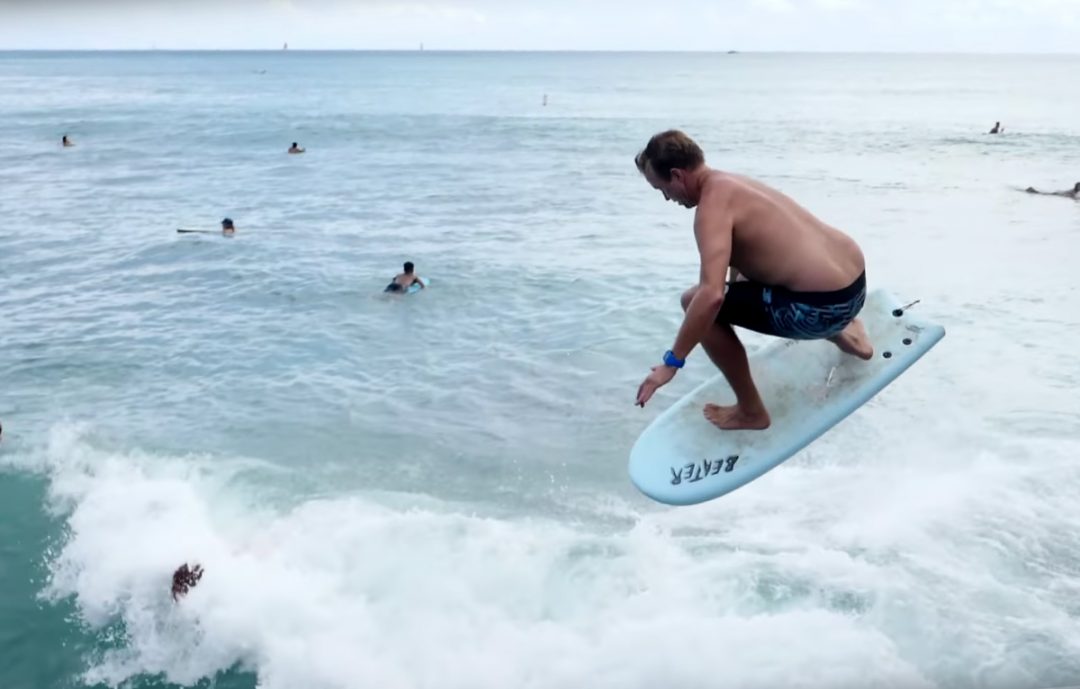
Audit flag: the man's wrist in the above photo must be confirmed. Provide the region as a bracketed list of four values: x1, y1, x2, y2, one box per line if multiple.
[662, 350, 685, 369]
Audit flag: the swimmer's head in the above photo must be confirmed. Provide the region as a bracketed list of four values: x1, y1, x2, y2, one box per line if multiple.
[403, 261, 414, 274]
[221, 218, 235, 233]
[1074, 182, 1080, 193]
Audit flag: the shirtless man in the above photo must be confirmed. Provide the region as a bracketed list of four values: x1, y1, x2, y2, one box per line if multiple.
[633, 130, 873, 431]
[288, 142, 305, 154]
[384, 261, 425, 293]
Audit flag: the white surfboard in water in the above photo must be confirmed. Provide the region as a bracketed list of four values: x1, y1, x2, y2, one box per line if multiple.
[628, 289, 946, 506]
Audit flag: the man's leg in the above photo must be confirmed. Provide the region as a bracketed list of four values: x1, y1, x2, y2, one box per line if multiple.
[681, 287, 771, 430]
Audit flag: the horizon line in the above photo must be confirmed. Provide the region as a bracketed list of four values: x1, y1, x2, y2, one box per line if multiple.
[1, 48, 1079, 55]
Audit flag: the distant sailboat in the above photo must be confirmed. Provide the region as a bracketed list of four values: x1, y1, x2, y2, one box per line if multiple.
[283, 42, 288, 50]
[419, 42, 424, 51]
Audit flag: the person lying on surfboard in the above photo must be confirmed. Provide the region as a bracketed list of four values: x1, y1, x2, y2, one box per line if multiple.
[384, 261, 424, 293]
[176, 218, 235, 235]
[1024, 182, 1079, 199]
[633, 129, 874, 431]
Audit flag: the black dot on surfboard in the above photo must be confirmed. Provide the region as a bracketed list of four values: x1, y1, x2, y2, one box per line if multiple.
[883, 351, 893, 359]
[892, 309, 903, 317]
[903, 338, 912, 345]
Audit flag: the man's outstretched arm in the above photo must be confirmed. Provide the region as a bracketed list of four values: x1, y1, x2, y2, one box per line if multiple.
[668, 198, 734, 361]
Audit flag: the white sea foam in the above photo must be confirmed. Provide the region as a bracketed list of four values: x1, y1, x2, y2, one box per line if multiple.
[22, 422, 1080, 689]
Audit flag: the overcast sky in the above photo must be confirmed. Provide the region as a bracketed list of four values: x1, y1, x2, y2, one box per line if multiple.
[1, 0, 1078, 52]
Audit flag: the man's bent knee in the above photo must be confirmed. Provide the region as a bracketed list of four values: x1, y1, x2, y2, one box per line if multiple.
[680, 286, 699, 312]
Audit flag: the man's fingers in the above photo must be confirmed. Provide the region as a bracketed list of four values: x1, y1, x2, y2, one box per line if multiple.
[638, 382, 655, 407]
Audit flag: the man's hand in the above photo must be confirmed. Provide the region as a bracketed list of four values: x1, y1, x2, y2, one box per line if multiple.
[636, 365, 678, 407]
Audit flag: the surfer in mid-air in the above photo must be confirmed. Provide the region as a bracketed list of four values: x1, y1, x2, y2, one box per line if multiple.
[633, 130, 873, 430]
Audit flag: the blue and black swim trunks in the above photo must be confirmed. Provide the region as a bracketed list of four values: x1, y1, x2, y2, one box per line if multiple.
[716, 272, 866, 340]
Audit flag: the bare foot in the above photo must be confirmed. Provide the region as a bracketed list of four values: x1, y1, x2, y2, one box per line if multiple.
[703, 403, 771, 430]
[829, 319, 873, 360]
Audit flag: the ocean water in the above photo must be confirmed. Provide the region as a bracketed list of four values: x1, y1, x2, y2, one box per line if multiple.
[1, 50, 1079, 689]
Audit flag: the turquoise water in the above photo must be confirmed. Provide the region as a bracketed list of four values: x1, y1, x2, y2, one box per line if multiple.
[2, 51, 1080, 689]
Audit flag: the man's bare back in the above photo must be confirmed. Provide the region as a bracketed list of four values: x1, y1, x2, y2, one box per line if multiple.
[703, 172, 867, 293]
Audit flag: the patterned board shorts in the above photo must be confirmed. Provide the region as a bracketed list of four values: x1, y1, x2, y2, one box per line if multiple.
[716, 272, 866, 340]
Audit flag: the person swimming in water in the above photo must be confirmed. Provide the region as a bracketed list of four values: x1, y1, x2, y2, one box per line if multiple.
[384, 262, 424, 293]
[288, 142, 305, 154]
[221, 218, 235, 235]
[171, 563, 203, 601]
[62, 134, 74, 147]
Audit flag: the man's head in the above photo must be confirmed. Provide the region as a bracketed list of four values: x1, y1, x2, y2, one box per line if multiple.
[1074, 182, 1080, 194]
[635, 130, 706, 208]
[403, 261, 414, 274]
[221, 218, 234, 233]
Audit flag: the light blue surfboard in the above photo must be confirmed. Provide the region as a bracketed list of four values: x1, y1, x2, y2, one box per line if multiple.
[628, 289, 945, 506]
[406, 276, 429, 294]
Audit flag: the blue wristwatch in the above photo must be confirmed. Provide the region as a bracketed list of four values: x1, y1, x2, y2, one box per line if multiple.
[662, 350, 685, 369]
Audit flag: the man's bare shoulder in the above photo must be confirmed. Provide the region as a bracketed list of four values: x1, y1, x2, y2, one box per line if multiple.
[698, 171, 741, 207]
[702, 170, 742, 192]
[693, 174, 739, 236]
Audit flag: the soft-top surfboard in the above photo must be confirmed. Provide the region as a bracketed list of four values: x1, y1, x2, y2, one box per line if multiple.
[628, 289, 945, 506]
